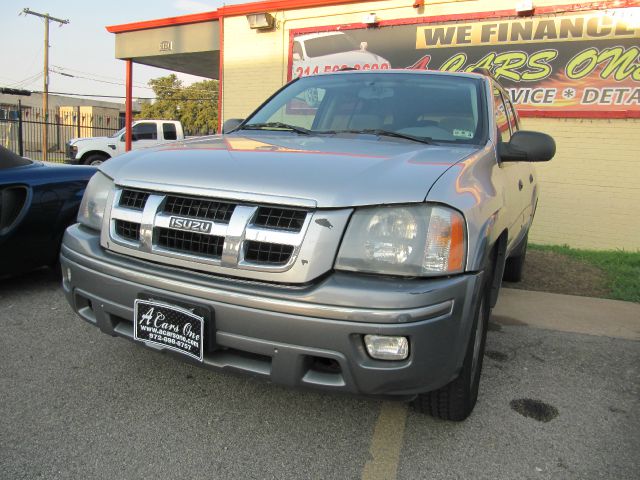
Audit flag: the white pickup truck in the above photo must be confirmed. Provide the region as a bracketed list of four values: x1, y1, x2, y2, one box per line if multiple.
[65, 120, 184, 165]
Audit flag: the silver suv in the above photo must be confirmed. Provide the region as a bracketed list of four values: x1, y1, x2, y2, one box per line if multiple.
[62, 70, 554, 421]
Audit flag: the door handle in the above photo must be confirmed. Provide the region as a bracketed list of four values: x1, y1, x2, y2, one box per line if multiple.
[518, 180, 523, 191]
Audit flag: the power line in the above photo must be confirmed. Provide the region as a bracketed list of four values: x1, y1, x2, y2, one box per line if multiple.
[51, 64, 150, 88]
[50, 69, 153, 88]
[30, 90, 218, 101]
[50, 64, 219, 95]
[8, 72, 43, 88]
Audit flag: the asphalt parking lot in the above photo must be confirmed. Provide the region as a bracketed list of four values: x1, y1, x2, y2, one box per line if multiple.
[1, 270, 638, 480]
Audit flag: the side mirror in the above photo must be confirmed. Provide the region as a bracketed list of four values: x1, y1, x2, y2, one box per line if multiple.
[499, 130, 555, 162]
[360, 41, 368, 51]
[292, 52, 302, 61]
[222, 118, 244, 134]
[120, 134, 125, 142]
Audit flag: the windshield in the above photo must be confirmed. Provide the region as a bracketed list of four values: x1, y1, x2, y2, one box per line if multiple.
[243, 72, 486, 145]
[0, 146, 32, 169]
[303, 34, 359, 58]
[110, 127, 125, 138]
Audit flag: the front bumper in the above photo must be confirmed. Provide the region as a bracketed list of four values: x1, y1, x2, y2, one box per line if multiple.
[64, 143, 80, 164]
[61, 224, 483, 397]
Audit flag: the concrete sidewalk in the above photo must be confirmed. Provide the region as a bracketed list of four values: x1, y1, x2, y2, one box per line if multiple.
[493, 288, 640, 341]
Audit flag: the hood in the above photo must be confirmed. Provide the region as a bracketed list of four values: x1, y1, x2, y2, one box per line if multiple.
[100, 133, 477, 208]
[69, 136, 110, 144]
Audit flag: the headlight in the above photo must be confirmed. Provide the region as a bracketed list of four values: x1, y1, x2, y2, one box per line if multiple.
[77, 172, 114, 231]
[335, 205, 466, 276]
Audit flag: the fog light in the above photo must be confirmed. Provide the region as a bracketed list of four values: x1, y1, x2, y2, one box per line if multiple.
[364, 335, 409, 360]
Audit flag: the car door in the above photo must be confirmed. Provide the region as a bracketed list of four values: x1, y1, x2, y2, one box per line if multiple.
[504, 98, 536, 230]
[108, 128, 127, 157]
[493, 85, 528, 252]
[131, 122, 160, 150]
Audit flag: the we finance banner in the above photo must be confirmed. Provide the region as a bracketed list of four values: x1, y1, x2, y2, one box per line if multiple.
[289, 8, 640, 116]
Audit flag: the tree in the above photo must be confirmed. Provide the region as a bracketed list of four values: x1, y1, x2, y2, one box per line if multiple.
[137, 74, 219, 135]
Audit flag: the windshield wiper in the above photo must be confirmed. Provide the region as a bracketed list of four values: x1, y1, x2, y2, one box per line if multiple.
[316, 129, 433, 145]
[240, 122, 311, 135]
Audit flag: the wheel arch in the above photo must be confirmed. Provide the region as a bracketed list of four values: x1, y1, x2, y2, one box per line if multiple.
[489, 230, 508, 308]
[80, 150, 111, 163]
[469, 213, 508, 308]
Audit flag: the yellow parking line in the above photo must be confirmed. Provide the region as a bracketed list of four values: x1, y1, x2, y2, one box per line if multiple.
[361, 401, 409, 480]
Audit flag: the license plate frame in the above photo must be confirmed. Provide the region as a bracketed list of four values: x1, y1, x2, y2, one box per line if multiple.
[134, 298, 204, 362]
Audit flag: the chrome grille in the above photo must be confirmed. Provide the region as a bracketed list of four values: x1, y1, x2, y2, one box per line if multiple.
[244, 241, 294, 265]
[163, 195, 235, 223]
[254, 207, 306, 232]
[115, 220, 140, 241]
[157, 228, 224, 258]
[119, 189, 149, 210]
[107, 186, 315, 274]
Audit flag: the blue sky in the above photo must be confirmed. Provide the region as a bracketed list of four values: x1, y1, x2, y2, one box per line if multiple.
[0, 0, 247, 102]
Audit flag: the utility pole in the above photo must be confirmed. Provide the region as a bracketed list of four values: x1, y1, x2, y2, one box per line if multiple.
[22, 8, 69, 162]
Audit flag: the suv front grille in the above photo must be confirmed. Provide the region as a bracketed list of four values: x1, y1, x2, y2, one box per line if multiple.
[244, 241, 294, 265]
[157, 228, 224, 258]
[254, 207, 306, 232]
[108, 187, 313, 274]
[163, 195, 235, 223]
[115, 220, 140, 241]
[119, 189, 149, 210]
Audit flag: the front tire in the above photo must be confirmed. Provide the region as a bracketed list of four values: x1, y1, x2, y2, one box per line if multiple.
[412, 269, 492, 421]
[83, 153, 109, 166]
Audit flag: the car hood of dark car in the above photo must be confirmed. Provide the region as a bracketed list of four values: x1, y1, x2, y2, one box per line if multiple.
[99, 133, 478, 208]
[0, 160, 96, 184]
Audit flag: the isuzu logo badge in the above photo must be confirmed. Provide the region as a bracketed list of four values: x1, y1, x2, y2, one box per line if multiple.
[169, 216, 212, 234]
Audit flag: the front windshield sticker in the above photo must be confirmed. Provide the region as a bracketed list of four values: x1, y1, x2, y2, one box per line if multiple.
[289, 8, 640, 116]
[453, 129, 474, 139]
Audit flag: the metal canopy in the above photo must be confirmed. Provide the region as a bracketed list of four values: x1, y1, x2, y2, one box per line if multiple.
[114, 20, 220, 79]
[132, 51, 220, 79]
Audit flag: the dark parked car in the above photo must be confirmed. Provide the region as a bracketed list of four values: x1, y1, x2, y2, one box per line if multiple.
[0, 146, 96, 278]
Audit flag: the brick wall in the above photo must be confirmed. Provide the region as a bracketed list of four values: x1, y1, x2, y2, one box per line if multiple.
[524, 118, 640, 250]
[222, 15, 285, 120]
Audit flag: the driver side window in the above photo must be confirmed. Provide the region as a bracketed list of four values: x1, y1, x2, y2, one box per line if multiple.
[132, 123, 158, 140]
